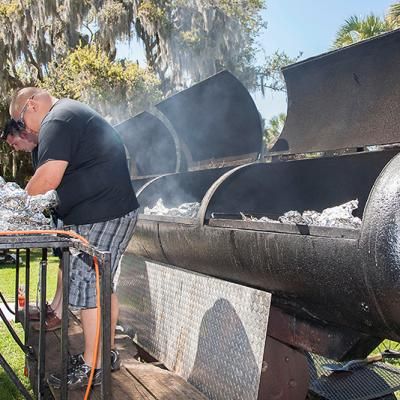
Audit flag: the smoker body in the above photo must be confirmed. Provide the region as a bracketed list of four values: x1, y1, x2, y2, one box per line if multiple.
[118, 29, 400, 399]
[130, 148, 400, 342]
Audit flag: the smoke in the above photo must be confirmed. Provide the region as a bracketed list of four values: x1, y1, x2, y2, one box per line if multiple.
[138, 167, 229, 215]
[134, 0, 264, 92]
[117, 69, 262, 182]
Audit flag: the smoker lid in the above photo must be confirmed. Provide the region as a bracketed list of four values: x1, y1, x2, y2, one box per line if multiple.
[271, 29, 400, 155]
[115, 111, 178, 177]
[155, 70, 263, 166]
[116, 71, 263, 178]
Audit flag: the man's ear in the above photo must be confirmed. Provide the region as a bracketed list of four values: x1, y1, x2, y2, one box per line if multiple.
[29, 98, 38, 111]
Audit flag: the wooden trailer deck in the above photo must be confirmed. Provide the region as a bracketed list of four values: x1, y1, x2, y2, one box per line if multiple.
[26, 313, 207, 400]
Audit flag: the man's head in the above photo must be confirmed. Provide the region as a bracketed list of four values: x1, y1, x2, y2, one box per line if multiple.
[9, 87, 58, 135]
[1, 119, 38, 152]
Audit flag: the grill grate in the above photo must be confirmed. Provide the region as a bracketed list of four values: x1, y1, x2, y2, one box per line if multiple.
[308, 353, 400, 400]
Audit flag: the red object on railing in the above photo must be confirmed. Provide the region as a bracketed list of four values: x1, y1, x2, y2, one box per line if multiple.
[18, 287, 25, 308]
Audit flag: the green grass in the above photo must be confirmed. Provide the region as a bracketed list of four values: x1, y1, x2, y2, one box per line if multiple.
[0, 250, 59, 399]
[0, 322, 33, 400]
[0, 250, 59, 302]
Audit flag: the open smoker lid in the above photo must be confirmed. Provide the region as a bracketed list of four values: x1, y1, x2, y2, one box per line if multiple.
[271, 29, 400, 155]
[115, 70, 263, 178]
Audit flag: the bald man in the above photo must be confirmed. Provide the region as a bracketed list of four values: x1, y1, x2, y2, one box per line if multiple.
[9, 87, 139, 389]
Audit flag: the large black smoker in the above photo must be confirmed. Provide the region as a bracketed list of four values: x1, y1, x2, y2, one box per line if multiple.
[116, 29, 400, 399]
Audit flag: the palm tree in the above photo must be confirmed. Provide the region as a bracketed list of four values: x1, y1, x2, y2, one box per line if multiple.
[386, 2, 400, 28]
[333, 14, 390, 48]
[264, 113, 286, 150]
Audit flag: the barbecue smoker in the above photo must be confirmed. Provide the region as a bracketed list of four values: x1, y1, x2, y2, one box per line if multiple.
[116, 29, 400, 400]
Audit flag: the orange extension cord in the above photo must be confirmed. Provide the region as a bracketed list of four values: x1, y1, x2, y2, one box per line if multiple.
[0, 229, 101, 400]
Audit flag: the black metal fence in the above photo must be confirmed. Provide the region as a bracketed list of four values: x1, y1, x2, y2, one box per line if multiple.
[0, 234, 111, 400]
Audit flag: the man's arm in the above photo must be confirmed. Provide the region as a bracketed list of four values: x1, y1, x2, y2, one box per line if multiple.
[26, 160, 68, 195]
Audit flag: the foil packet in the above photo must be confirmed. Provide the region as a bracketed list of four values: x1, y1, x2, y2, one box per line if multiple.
[144, 198, 200, 218]
[242, 200, 362, 229]
[240, 212, 278, 224]
[0, 177, 58, 231]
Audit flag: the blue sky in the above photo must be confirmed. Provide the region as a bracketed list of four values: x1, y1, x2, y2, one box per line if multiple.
[118, 1, 394, 121]
[255, 0, 394, 121]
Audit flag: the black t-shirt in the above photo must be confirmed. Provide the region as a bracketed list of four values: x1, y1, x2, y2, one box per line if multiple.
[36, 99, 139, 225]
[32, 147, 38, 169]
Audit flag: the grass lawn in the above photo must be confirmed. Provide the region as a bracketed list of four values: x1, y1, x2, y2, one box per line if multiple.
[0, 322, 33, 400]
[0, 250, 59, 399]
[0, 250, 59, 303]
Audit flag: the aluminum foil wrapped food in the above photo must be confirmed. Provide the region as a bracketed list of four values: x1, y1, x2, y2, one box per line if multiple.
[314, 200, 361, 228]
[242, 200, 362, 229]
[279, 211, 305, 225]
[0, 178, 58, 231]
[144, 198, 200, 218]
[240, 212, 278, 224]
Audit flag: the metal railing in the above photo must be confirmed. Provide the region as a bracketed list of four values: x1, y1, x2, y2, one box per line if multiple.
[0, 234, 111, 400]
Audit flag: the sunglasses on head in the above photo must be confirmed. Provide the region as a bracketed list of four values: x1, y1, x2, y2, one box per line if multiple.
[14, 95, 34, 132]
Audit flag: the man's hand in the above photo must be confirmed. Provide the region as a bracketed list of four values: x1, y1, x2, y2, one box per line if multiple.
[26, 160, 68, 195]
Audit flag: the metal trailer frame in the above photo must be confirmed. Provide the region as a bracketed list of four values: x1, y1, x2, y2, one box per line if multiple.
[0, 234, 111, 400]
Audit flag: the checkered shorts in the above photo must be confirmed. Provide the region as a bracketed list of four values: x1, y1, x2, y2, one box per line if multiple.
[65, 209, 138, 309]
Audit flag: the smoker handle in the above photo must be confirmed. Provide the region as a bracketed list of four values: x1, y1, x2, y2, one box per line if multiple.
[366, 353, 383, 363]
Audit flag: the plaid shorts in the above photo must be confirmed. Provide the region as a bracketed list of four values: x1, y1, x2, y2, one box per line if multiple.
[66, 209, 138, 309]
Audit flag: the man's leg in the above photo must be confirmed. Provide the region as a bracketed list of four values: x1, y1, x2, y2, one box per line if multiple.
[81, 293, 119, 369]
[49, 267, 63, 318]
[111, 293, 119, 348]
[31, 264, 62, 328]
